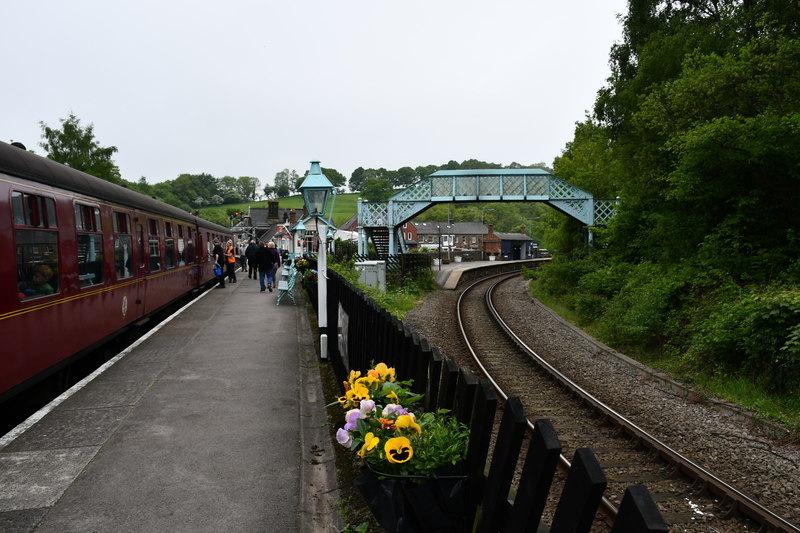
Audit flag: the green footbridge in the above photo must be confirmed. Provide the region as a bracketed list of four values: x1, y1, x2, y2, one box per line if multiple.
[356, 168, 617, 255]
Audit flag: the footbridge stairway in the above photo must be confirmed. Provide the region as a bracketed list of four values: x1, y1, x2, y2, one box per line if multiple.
[357, 169, 618, 256]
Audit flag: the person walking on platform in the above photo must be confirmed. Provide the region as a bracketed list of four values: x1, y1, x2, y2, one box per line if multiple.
[266, 241, 281, 291]
[245, 239, 258, 279]
[238, 241, 248, 272]
[212, 238, 225, 288]
[255, 241, 275, 292]
[224, 239, 237, 283]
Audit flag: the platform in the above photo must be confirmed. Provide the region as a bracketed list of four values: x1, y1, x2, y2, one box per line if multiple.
[433, 258, 547, 289]
[0, 270, 340, 532]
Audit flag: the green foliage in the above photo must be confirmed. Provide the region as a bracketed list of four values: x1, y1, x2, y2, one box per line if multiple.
[595, 263, 687, 351]
[329, 257, 434, 320]
[683, 285, 800, 393]
[360, 178, 394, 201]
[529, 1, 800, 410]
[39, 113, 122, 184]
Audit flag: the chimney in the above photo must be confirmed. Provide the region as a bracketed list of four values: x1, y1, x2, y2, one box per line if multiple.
[487, 224, 494, 234]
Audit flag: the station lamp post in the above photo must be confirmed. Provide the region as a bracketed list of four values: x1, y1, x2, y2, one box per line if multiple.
[298, 160, 336, 361]
[292, 219, 306, 259]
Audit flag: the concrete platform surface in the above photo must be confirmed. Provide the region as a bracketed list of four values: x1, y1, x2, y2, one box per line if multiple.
[0, 271, 340, 533]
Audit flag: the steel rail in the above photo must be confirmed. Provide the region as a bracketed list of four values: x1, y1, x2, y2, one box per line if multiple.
[456, 271, 620, 523]
[465, 271, 799, 533]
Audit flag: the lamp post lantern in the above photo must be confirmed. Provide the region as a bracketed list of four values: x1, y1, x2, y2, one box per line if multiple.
[292, 219, 306, 259]
[298, 160, 335, 361]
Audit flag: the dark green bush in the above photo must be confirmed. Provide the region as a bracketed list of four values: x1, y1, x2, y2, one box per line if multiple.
[686, 285, 800, 392]
[595, 263, 687, 352]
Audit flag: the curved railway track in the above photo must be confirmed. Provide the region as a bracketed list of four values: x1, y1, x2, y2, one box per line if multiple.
[455, 271, 800, 533]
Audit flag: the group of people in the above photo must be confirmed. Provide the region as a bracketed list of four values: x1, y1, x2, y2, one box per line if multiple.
[212, 238, 281, 292]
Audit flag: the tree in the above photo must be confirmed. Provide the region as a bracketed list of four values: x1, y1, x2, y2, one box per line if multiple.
[361, 178, 394, 202]
[298, 167, 347, 191]
[236, 176, 260, 201]
[349, 167, 366, 192]
[262, 184, 276, 199]
[39, 113, 122, 184]
[274, 169, 298, 198]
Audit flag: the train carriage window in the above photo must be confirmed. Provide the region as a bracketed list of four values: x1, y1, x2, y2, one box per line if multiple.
[147, 218, 160, 272]
[164, 222, 175, 269]
[75, 203, 104, 287]
[137, 224, 145, 269]
[186, 228, 196, 264]
[165, 237, 175, 269]
[16, 230, 60, 299]
[12, 192, 57, 228]
[113, 212, 133, 279]
[177, 237, 186, 266]
[13, 191, 60, 300]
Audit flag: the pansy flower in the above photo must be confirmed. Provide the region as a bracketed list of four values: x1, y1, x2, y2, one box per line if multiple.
[368, 362, 396, 383]
[336, 428, 352, 448]
[395, 414, 422, 435]
[344, 409, 364, 431]
[381, 404, 407, 417]
[357, 432, 380, 458]
[385, 437, 413, 463]
[359, 399, 376, 416]
[378, 417, 396, 430]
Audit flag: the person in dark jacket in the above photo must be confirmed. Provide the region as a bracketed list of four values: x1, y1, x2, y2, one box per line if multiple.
[266, 241, 281, 291]
[245, 240, 259, 279]
[212, 238, 225, 288]
[255, 241, 275, 292]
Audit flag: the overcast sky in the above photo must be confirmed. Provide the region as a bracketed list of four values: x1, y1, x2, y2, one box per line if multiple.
[2, 0, 627, 186]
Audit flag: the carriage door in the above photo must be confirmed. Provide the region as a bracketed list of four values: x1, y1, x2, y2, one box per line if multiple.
[135, 223, 146, 308]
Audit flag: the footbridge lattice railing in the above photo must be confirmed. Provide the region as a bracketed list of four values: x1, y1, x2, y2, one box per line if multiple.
[357, 169, 618, 255]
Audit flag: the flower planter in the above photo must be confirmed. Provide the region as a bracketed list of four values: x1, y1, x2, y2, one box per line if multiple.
[354, 463, 468, 533]
[488, 255, 496, 261]
[454, 256, 462, 263]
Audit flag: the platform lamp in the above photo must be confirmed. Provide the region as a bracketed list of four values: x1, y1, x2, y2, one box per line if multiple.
[292, 219, 306, 260]
[298, 160, 336, 361]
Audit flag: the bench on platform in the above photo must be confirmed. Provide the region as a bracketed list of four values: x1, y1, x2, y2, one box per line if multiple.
[276, 267, 298, 305]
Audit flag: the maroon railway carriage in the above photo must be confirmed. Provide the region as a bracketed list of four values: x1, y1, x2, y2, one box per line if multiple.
[0, 141, 231, 403]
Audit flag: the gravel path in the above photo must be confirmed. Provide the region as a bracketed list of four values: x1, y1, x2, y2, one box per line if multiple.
[403, 277, 800, 530]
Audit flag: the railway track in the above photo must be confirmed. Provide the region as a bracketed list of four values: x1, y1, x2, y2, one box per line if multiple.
[455, 272, 800, 533]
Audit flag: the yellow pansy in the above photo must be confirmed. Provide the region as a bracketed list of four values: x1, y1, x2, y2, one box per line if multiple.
[357, 433, 380, 458]
[395, 414, 422, 435]
[385, 437, 413, 464]
[369, 362, 396, 382]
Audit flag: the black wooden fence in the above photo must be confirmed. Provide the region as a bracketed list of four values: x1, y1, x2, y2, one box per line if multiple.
[316, 271, 668, 532]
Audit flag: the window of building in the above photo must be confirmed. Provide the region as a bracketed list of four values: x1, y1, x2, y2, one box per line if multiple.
[13, 192, 60, 299]
[113, 212, 133, 279]
[75, 203, 104, 287]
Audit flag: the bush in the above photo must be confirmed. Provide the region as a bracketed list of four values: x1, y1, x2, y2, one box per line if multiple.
[685, 284, 800, 393]
[595, 263, 687, 352]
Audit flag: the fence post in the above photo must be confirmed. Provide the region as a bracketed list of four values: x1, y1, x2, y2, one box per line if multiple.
[425, 347, 444, 413]
[610, 485, 669, 533]
[454, 367, 478, 426]
[475, 397, 527, 533]
[437, 356, 460, 410]
[465, 380, 498, 530]
[415, 336, 432, 398]
[505, 418, 562, 531]
[549, 448, 608, 533]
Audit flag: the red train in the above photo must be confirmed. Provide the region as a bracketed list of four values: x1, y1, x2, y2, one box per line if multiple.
[0, 140, 231, 403]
